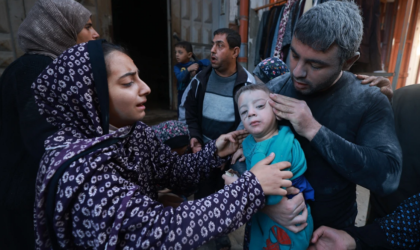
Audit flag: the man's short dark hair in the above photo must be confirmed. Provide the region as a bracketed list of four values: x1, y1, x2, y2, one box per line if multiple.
[235, 83, 271, 105]
[294, 1, 363, 64]
[174, 41, 193, 53]
[214, 28, 241, 49]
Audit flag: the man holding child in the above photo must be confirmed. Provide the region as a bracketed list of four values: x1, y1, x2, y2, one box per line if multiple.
[180, 1, 402, 249]
[262, 0, 402, 234]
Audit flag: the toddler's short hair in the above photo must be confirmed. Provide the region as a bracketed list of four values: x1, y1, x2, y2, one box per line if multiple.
[235, 83, 271, 105]
[174, 41, 193, 53]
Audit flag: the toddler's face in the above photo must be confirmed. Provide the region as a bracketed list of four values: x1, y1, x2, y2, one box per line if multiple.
[238, 90, 277, 139]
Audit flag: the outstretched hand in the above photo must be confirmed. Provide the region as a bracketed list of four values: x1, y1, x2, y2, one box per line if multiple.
[250, 153, 293, 196]
[215, 129, 249, 158]
[356, 74, 393, 102]
[308, 226, 356, 250]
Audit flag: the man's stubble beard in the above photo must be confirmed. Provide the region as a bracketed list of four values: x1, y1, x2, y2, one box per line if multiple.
[292, 68, 342, 95]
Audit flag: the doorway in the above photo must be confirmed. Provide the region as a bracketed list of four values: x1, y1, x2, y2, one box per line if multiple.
[111, 0, 170, 110]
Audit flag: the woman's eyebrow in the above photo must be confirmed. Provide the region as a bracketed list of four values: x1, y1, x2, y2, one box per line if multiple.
[119, 71, 136, 79]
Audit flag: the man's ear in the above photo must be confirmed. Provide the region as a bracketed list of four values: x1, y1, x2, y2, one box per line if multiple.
[187, 52, 193, 59]
[342, 52, 360, 71]
[232, 47, 240, 59]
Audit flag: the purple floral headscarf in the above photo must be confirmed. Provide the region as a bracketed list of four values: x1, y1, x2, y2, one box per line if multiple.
[32, 40, 264, 249]
[253, 57, 289, 83]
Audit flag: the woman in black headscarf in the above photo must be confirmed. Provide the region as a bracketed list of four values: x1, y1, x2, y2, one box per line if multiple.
[0, 1, 98, 249]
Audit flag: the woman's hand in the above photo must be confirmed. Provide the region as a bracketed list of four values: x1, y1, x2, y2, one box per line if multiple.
[250, 153, 293, 196]
[215, 129, 248, 158]
[356, 74, 393, 102]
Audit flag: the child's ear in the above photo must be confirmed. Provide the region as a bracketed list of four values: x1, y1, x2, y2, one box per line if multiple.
[187, 52, 193, 59]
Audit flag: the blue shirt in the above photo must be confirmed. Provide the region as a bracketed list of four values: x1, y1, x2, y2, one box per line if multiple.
[243, 126, 314, 250]
[174, 59, 210, 91]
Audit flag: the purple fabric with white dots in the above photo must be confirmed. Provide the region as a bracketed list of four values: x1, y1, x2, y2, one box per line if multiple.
[32, 42, 265, 249]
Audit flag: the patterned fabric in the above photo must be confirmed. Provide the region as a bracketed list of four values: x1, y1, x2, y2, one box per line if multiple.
[151, 120, 189, 144]
[32, 41, 266, 249]
[377, 193, 420, 249]
[273, 0, 298, 59]
[253, 57, 289, 83]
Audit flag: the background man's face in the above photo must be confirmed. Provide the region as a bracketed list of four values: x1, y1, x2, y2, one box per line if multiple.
[289, 37, 342, 95]
[210, 34, 235, 70]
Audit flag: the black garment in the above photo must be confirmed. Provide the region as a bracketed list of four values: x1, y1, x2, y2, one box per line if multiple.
[344, 222, 389, 249]
[0, 54, 57, 250]
[351, 0, 382, 73]
[369, 84, 420, 223]
[266, 71, 402, 229]
[266, 6, 284, 58]
[344, 193, 420, 249]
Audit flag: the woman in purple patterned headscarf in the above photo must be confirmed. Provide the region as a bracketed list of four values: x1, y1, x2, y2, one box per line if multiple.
[32, 40, 292, 249]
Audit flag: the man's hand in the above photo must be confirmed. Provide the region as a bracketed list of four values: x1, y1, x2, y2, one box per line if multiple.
[215, 129, 248, 158]
[269, 93, 321, 141]
[356, 74, 393, 102]
[187, 63, 199, 72]
[250, 153, 293, 196]
[231, 147, 245, 164]
[190, 138, 202, 153]
[261, 187, 308, 233]
[308, 226, 356, 250]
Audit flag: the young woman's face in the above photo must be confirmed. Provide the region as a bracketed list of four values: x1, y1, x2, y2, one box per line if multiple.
[76, 18, 99, 44]
[238, 90, 278, 141]
[107, 51, 151, 128]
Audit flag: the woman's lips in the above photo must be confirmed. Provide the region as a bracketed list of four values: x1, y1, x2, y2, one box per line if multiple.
[136, 103, 146, 110]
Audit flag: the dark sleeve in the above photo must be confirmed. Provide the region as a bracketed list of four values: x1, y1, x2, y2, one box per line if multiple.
[343, 222, 391, 250]
[343, 193, 420, 249]
[14, 60, 57, 159]
[183, 79, 204, 145]
[148, 123, 225, 189]
[310, 92, 402, 196]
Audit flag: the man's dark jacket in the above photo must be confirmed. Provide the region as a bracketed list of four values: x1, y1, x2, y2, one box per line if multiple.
[178, 64, 255, 144]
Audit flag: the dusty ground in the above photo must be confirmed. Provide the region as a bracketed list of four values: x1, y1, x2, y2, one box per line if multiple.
[145, 108, 371, 249]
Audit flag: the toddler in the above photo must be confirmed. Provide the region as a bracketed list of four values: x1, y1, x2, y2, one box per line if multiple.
[226, 83, 314, 250]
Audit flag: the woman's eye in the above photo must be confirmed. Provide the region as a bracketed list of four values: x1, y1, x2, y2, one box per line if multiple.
[122, 82, 133, 87]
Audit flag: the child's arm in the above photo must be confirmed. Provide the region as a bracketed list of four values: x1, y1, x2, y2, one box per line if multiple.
[173, 65, 190, 83]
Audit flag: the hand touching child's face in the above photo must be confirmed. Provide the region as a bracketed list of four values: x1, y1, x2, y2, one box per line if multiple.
[238, 90, 278, 141]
